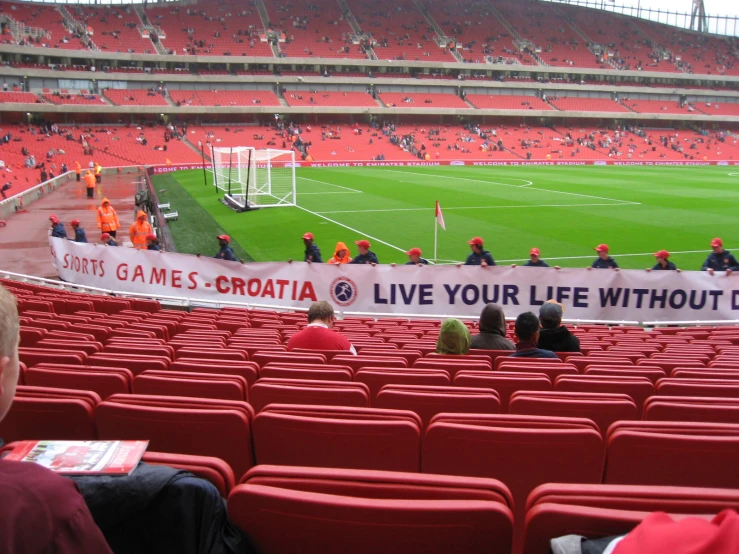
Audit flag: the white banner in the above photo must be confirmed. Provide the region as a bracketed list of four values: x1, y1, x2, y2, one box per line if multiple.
[49, 238, 739, 323]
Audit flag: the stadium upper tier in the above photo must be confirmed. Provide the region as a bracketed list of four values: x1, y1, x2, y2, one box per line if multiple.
[0, 0, 736, 76]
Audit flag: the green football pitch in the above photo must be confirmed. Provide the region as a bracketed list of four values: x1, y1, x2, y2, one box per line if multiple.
[151, 165, 739, 270]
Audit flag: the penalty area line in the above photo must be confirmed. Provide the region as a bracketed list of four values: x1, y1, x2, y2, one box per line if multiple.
[295, 204, 408, 254]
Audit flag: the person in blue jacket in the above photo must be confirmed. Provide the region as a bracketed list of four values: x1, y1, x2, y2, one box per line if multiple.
[71, 219, 87, 243]
[350, 239, 379, 264]
[405, 247, 429, 265]
[591, 244, 619, 269]
[525, 247, 549, 267]
[214, 234, 237, 261]
[651, 250, 677, 271]
[302, 232, 322, 263]
[465, 237, 495, 266]
[49, 214, 67, 239]
[146, 233, 161, 251]
[702, 238, 739, 275]
[101, 233, 118, 247]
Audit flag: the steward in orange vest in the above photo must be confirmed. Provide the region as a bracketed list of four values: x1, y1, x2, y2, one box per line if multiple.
[83, 170, 96, 199]
[75, 161, 81, 181]
[129, 211, 152, 249]
[96, 198, 120, 238]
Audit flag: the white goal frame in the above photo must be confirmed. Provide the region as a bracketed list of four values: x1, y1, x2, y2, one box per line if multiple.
[211, 146, 296, 210]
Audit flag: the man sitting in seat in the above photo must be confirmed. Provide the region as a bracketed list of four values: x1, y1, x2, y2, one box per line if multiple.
[510, 311, 558, 359]
[537, 301, 580, 353]
[286, 301, 356, 354]
[0, 284, 114, 553]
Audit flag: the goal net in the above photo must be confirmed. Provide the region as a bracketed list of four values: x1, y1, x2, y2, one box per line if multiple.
[211, 147, 296, 210]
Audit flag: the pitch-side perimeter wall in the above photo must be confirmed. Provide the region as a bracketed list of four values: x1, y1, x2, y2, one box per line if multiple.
[50, 237, 739, 324]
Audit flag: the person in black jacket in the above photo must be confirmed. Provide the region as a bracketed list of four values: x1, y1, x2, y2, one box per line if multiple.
[350, 239, 379, 265]
[49, 214, 67, 238]
[510, 312, 558, 359]
[470, 303, 514, 351]
[465, 236, 495, 266]
[590, 243, 619, 269]
[701, 238, 739, 275]
[405, 247, 429, 265]
[302, 232, 323, 263]
[537, 301, 580, 353]
[650, 250, 677, 271]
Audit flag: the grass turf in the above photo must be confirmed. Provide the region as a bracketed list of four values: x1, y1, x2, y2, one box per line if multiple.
[152, 165, 739, 270]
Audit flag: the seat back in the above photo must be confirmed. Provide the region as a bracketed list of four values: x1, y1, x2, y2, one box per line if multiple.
[509, 390, 637, 437]
[259, 366, 353, 382]
[170, 359, 259, 387]
[94, 394, 254, 477]
[656, 378, 739, 398]
[88, 353, 170, 375]
[24, 364, 133, 399]
[412, 360, 491, 379]
[605, 421, 739, 488]
[644, 395, 739, 424]
[375, 385, 500, 428]
[355, 368, 451, 400]
[497, 361, 577, 381]
[142, 451, 235, 497]
[252, 352, 327, 368]
[554, 375, 655, 417]
[249, 378, 370, 412]
[253, 405, 422, 472]
[332, 355, 409, 373]
[133, 370, 249, 401]
[453, 371, 552, 411]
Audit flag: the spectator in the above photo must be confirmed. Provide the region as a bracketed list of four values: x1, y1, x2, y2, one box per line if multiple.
[590, 243, 619, 269]
[651, 250, 677, 271]
[71, 219, 88, 243]
[49, 215, 67, 238]
[464, 237, 495, 266]
[350, 239, 378, 265]
[436, 318, 471, 355]
[510, 312, 558, 358]
[0, 183, 10, 199]
[537, 301, 580, 353]
[212, 235, 237, 261]
[302, 232, 322, 263]
[129, 211, 152, 250]
[96, 198, 120, 238]
[101, 232, 118, 246]
[524, 247, 550, 267]
[702, 238, 739, 275]
[327, 242, 352, 264]
[405, 247, 429, 265]
[470, 303, 515, 351]
[146, 233, 160, 251]
[286, 300, 356, 353]
[84, 170, 96, 199]
[0, 284, 114, 554]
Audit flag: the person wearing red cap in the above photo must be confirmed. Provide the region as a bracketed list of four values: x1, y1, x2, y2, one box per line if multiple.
[101, 232, 118, 247]
[465, 237, 495, 266]
[590, 244, 619, 269]
[70, 219, 87, 243]
[302, 232, 322, 263]
[650, 250, 677, 271]
[214, 235, 237, 261]
[525, 247, 549, 267]
[702, 238, 739, 275]
[49, 215, 67, 239]
[146, 233, 160, 251]
[350, 239, 378, 265]
[406, 247, 428, 265]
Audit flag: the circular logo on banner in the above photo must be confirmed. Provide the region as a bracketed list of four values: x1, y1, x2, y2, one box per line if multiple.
[330, 277, 358, 307]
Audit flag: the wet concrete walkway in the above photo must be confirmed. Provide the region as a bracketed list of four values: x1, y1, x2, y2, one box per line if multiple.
[0, 171, 141, 278]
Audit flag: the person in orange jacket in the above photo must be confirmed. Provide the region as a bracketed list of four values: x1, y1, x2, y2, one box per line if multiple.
[129, 210, 152, 249]
[83, 170, 96, 199]
[74, 161, 81, 182]
[96, 198, 120, 238]
[327, 241, 352, 264]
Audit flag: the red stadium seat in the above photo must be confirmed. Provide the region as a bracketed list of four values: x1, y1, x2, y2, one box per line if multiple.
[170, 359, 259, 387]
[412, 359, 491, 379]
[229, 466, 514, 554]
[142, 452, 236, 498]
[333, 355, 408, 373]
[553, 375, 655, 416]
[355, 368, 451, 400]
[453, 371, 553, 411]
[24, 364, 133, 399]
[133, 370, 249, 401]
[498, 361, 578, 380]
[644, 395, 739, 424]
[251, 352, 327, 368]
[249, 378, 370, 412]
[584, 365, 667, 384]
[656, 377, 739, 397]
[88, 353, 170, 376]
[259, 365, 353, 382]
[252, 404, 422, 472]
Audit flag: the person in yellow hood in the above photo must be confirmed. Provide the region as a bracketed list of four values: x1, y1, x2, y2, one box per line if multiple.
[129, 210, 152, 249]
[327, 242, 352, 264]
[96, 198, 120, 238]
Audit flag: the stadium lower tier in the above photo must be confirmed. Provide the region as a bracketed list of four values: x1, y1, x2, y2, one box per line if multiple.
[4, 276, 739, 552]
[1, 122, 737, 198]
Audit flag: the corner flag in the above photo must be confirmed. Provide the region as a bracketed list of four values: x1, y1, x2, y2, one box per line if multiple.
[435, 200, 446, 230]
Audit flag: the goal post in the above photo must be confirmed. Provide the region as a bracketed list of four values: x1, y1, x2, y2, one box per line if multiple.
[210, 147, 296, 210]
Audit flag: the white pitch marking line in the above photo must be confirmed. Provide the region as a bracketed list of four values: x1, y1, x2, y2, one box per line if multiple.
[295, 204, 408, 254]
[299, 191, 363, 195]
[317, 202, 634, 215]
[379, 169, 640, 205]
[298, 176, 363, 193]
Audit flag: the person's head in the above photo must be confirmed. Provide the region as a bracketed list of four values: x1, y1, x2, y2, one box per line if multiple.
[334, 242, 349, 259]
[355, 239, 370, 255]
[146, 233, 157, 245]
[478, 303, 507, 337]
[102, 198, 110, 207]
[436, 318, 471, 355]
[711, 238, 724, 254]
[71, 219, 80, 229]
[307, 300, 335, 327]
[514, 311, 540, 343]
[539, 301, 564, 330]
[468, 236, 484, 254]
[217, 234, 230, 248]
[49, 214, 59, 227]
[406, 247, 422, 264]
[654, 249, 670, 266]
[302, 232, 314, 248]
[530, 247, 540, 263]
[137, 210, 147, 222]
[594, 243, 610, 260]
[0, 284, 20, 423]
[101, 232, 111, 243]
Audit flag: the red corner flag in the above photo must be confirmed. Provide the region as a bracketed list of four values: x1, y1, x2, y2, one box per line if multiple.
[435, 200, 446, 230]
